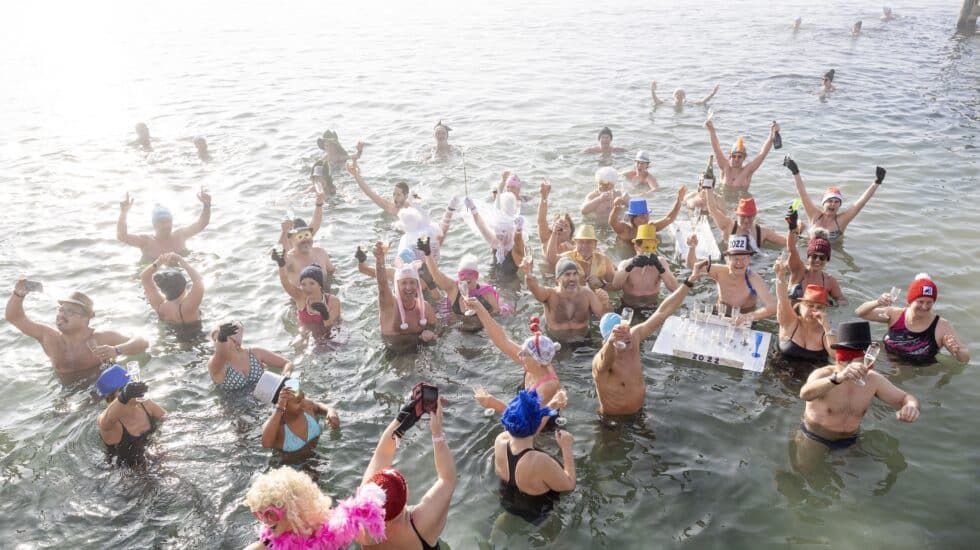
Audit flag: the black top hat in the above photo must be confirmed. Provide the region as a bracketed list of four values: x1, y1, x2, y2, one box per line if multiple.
[831, 320, 873, 350]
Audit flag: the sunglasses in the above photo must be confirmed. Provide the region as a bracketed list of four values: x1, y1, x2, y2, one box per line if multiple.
[58, 305, 88, 317]
[253, 506, 284, 524]
[809, 254, 828, 261]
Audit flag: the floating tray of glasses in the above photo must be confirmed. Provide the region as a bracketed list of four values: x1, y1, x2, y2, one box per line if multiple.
[650, 315, 771, 373]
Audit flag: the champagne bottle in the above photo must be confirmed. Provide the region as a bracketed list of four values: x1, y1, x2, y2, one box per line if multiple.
[702, 155, 715, 189]
[773, 121, 783, 150]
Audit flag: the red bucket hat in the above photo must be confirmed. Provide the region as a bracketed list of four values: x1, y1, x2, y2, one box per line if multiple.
[800, 284, 829, 306]
[735, 198, 757, 217]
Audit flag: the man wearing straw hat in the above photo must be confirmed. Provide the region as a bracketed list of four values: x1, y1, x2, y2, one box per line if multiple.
[559, 224, 616, 291]
[5, 282, 148, 385]
[608, 224, 678, 313]
[621, 150, 660, 190]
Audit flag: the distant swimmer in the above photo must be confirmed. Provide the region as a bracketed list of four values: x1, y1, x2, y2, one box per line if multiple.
[819, 69, 837, 97]
[522, 255, 608, 341]
[703, 116, 779, 189]
[881, 7, 897, 22]
[537, 180, 575, 268]
[5, 284, 148, 385]
[494, 170, 524, 205]
[316, 129, 364, 166]
[581, 166, 626, 224]
[607, 224, 679, 311]
[609, 191, 685, 243]
[686, 234, 776, 323]
[784, 156, 884, 241]
[650, 80, 720, 110]
[140, 253, 204, 326]
[131, 122, 152, 150]
[371, 241, 437, 344]
[705, 195, 788, 250]
[581, 126, 627, 155]
[621, 150, 660, 190]
[795, 321, 919, 467]
[425, 120, 456, 161]
[791, 16, 802, 31]
[96, 365, 166, 467]
[594, 260, 707, 415]
[193, 136, 210, 162]
[852, 20, 863, 37]
[117, 190, 211, 261]
[347, 160, 413, 215]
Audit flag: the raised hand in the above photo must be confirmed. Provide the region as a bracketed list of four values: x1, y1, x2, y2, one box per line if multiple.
[691, 259, 710, 280]
[875, 166, 886, 185]
[546, 389, 568, 411]
[540, 180, 551, 200]
[464, 196, 476, 213]
[555, 429, 574, 450]
[783, 156, 799, 175]
[118, 381, 148, 404]
[346, 160, 359, 176]
[771, 121, 781, 135]
[520, 255, 534, 275]
[373, 240, 386, 260]
[785, 205, 799, 231]
[417, 237, 432, 256]
[217, 322, 239, 343]
[280, 219, 294, 234]
[197, 190, 212, 207]
[686, 233, 699, 248]
[355, 246, 367, 264]
[393, 397, 422, 438]
[613, 196, 627, 209]
[270, 247, 286, 268]
[120, 192, 134, 213]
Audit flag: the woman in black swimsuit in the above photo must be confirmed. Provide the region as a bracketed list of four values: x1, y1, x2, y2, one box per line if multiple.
[95, 365, 166, 467]
[774, 261, 837, 364]
[493, 390, 576, 524]
[359, 400, 456, 549]
[140, 252, 204, 326]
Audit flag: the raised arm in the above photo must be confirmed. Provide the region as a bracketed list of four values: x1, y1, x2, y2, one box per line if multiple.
[466, 297, 521, 362]
[373, 241, 396, 310]
[412, 402, 457, 537]
[308, 189, 326, 235]
[5, 280, 53, 340]
[837, 168, 884, 229]
[542, 430, 576, 492]
[855, 295, 898, 324]
[521, 257, 554, 303]
[704, 189, 732, 234]
[650, 80, 665, 106]
[685, 233, 698, 269]
[139, 256, 167, 311]
[608, 197, 630, 235]
[742, 122, 778, 174]
[632, 261, 705, 341]
[116, 192, 146, 247]
[271, 248, 304, 301]
[704, 117, 731, 173]
[747, 271, 777, 322]
[361, 419, 400, 484]
[652, 186, 687, 230]
[176, 255, 205, 312]
[422, 252, 455, 293]
[692, 84, 720, 105]
[250, 347, 293, 376]
[176, 190, 212, 239]
[260, 407, 286, 449]
[348, 161, 399, 216]
[786, 229, 805, 282]
[465, 198, 498, 247]
[784, 159, 821, 221]
[537, 181, 553, 251]
[773, 261, 795, 332]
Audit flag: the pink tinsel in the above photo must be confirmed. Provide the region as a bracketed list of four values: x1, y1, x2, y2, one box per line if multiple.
[258, 483, 387, 550]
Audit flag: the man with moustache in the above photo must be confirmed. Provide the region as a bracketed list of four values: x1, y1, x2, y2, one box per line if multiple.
[117, 190, 212, 261]
[5, 282, 148, 385]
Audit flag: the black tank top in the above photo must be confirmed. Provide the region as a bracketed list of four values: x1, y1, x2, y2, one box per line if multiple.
[779, 322, 828, 363]
[500, 445, 560, 524]
[106, 403, 159, 467]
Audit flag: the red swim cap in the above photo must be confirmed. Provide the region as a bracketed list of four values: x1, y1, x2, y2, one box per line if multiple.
[371, 469, 408, 521]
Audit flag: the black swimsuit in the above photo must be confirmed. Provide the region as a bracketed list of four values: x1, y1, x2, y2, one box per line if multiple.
[500, 445, 560, 524]
[105, 403, 158, 467]
[450, 287, 493, 315]
[779, 322, 828, 363]
[492, 249, 519, 276]
[409, 512, 440, 550]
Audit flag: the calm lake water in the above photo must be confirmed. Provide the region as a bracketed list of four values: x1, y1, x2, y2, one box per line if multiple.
[0, 1, 977, 548]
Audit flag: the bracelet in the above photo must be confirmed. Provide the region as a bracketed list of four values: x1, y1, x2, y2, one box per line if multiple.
[683, 278, 694, 288]
[13, 290, 27, 298]
[431, 434, 446, 443]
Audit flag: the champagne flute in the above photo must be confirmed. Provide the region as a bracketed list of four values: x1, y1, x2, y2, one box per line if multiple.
[855, 342, 880, 386]
[615, 308, 634, 350]
[474, 386, 496, 416]
[879, 286, 901, 319]
[458, 281, 476, 316]
[127, 360, 141, 383]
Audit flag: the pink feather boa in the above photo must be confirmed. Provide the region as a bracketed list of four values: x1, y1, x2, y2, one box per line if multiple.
[258, 483, 387, 550]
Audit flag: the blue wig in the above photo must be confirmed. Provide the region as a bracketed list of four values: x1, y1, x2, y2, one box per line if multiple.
[500, 390, 557, 438]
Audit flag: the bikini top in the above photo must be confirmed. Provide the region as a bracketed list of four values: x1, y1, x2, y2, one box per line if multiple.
[281, 412, 322, 453]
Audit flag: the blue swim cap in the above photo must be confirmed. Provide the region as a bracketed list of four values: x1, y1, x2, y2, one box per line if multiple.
[600, 313, 622, 342]
[500, 390, 556, 438]
[151, 205, 172, 224]
[96, 364, 130, 398]
[397, 247, 415, 265]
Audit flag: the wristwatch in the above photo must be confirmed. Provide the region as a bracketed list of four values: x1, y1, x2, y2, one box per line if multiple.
[683, 278, 695, 288]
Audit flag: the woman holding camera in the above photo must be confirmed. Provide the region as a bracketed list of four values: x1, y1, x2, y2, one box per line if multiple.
[260, 379, 340, 464]
[207, 321, 293, 394]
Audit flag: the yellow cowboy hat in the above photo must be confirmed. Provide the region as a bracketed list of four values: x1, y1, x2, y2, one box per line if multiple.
[573, 224, 598, 241]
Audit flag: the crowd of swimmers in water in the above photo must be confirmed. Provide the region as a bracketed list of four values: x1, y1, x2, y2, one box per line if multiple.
[4, 9, 972, 548]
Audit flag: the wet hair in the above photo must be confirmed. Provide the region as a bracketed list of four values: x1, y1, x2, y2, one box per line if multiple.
[153, 270, 187, 301]
[395, 182, 410, 195]
[597, 126, 613, 140]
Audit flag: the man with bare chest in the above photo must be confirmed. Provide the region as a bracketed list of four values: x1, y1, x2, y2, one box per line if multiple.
[117, 190, 211, 261]
[607, 224, 678, 311]
[703, 116, 779, 190]
[372, 241, 436, 345]
[593, 261, 708, 415]
[5, 282, 148, 385]
[523, 257, 607, 342]
[795, 321, 919, 471]
[278, 210, 335, 290]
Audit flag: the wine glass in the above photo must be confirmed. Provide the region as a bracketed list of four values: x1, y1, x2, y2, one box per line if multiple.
[127, 360, 141, 383]
[855, 342, 880, 386]
[458, 281, 476, 316]
[879, 286, 901, 320]
[615, 308, 634, 350]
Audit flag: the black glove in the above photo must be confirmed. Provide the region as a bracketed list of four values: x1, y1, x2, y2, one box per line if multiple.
[785, 207, 799, 231]
[118, 382, 148, 404]
[783, 156, 799, 176]
[355, 246, 367, 264]
[309, 302, 329, 321]
[647, 254, 666, 274]
[624, 256, 640, 272]
[271, 247, 286, 268]
[417, 237, 431, 256]
[875, 166, 886, 185]
[217, 322, 239, 343]
[393, 399, 422, 438]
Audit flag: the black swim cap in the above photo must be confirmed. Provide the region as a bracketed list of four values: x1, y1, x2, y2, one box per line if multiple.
[153, 270, 187, 300]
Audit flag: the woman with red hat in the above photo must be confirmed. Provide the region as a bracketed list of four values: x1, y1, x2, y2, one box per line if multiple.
[856, 274, 970, 364]
[785, 229, 846, 306]
[783, 157, 884, 241]
[705, 193, 787, 251]
[774, 261, 836, 363]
